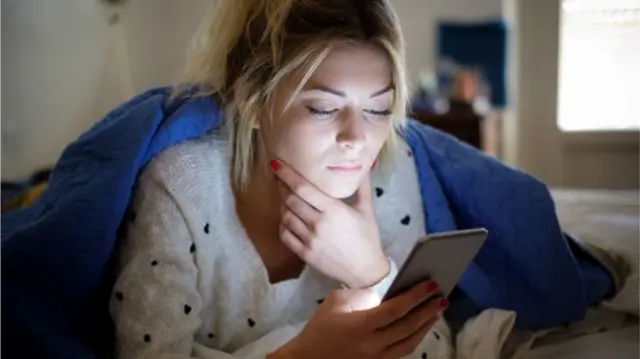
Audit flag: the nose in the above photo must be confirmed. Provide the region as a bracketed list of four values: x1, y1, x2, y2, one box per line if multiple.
[336, 108, 366, 151]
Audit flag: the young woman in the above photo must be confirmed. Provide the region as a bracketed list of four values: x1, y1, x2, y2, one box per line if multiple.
[99, 0, 629, 357]
[109, 1, 453, 358]
[1, 0, 622, 358]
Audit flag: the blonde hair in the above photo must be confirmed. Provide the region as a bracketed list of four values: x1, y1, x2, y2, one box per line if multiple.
[177, 0, 408, 188]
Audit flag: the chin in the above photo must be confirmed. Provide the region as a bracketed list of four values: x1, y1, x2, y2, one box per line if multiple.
[318, 180, 360, 199]
[325, 187, 357, 199]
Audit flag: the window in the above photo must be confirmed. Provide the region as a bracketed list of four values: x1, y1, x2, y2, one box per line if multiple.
[558, 0, 640, 131]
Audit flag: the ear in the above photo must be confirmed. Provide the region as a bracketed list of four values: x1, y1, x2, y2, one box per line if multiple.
[253, 100, 273, 130]
[252, 107, 265, 130]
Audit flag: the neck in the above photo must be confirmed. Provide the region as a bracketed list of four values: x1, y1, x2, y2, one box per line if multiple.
[232, 152, 307, 283]
[233, 153, 282, 235]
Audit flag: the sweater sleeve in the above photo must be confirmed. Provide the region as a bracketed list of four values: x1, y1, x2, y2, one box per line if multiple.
[368, 257, 399, 300]
[109, 166, 284, 359]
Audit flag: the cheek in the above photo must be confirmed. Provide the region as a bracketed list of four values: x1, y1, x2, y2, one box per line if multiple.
[369, 122, 392, 152]
[267, 113, 329, 164]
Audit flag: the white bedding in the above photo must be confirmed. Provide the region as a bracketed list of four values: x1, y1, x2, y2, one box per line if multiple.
[522, 326, 639, 359]
[551, 188, 639, 314]
[521, 189, 640, 359]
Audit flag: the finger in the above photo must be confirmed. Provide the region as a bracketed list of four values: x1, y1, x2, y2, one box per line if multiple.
[279, 223, 307, 257]
[381, 315, 440, 359]
[281, 209, 313, 243]
[364, 280, 440, 329]
[351, 172, 374, 214]
[372, 296, 446, 348]
[278, 181, 321, 225]
[271, 159, 332, 211]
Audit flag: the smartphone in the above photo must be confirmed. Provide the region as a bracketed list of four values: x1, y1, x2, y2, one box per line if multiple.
[382, 228, 488, 301]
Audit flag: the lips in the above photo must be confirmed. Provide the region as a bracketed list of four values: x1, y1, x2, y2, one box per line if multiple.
[326, 162, 363, 173]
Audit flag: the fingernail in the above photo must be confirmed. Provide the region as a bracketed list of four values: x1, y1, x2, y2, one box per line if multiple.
[426, 281, 438, 293]
[440, 298, 450, 309]
[371, 159, 377, 169]
[270, 160, 280, 171]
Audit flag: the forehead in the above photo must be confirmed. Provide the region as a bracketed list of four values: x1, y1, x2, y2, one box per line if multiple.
[304, 44, 393, 94]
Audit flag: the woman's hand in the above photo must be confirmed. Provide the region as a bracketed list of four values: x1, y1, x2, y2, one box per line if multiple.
[271, 159, 389, 289]
[273, 281, 448, 359]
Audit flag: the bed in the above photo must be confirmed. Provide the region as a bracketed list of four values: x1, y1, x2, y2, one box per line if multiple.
[523, 326, 639, 359]
[520, 189, 639, 359]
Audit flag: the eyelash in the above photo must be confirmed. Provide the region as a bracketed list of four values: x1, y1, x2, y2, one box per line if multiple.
[306, 106, 392, 118]
[306, 106, 338, 116]
[364, 109, 393, 117]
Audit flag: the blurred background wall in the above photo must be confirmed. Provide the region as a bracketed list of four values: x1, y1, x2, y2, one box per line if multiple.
[1, 0, 213, 179]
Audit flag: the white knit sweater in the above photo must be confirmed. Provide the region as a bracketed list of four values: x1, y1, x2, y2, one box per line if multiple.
[109, 132, 456, 359]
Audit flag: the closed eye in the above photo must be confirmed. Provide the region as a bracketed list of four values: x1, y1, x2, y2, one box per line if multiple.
[306, 106, 339, 116]
[364, 109, 392, 116]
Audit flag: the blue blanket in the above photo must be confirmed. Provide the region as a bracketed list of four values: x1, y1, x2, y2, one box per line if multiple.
[1, 88, 612, 359]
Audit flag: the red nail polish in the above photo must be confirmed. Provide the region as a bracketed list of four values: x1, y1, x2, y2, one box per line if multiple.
[270, 160, 280, 171]
[440, 298, 450, 309]
[426, 281, 438, 293]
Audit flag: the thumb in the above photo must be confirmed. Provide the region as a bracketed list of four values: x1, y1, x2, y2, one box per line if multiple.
[351, 173, 374, 214]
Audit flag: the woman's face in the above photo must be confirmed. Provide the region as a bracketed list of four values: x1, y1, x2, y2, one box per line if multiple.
[261, 44, 394, 199]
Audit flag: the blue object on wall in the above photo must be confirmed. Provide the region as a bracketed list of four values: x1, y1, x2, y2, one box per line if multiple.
[438, 20, 508, 108]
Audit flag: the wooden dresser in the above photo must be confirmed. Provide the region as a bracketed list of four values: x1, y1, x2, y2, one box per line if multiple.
[410, 101, 484, 150]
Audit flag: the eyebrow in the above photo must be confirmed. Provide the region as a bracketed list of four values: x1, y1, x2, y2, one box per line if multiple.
[304, 84, 394, 98]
